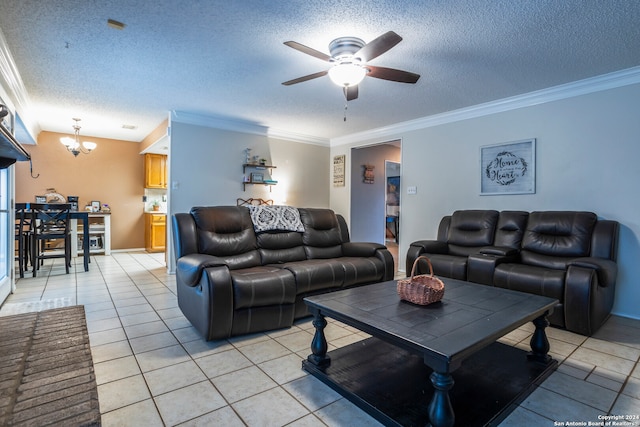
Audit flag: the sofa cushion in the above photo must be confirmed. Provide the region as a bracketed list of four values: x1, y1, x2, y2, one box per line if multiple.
[277, 259, 346, 293]
[447, 210, 499, 253]
[231, 266, 297, 309]
[191, 206, 260, 269]
[493, 263, 565, 302]
[522, 211, 597, 258]
[424, 254, 468, 280]
[494, 211, 529, 248]
[299, 208, 344, 259]
[256, 230, 306, 264]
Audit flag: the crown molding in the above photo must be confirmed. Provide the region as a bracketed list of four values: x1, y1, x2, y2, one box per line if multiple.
[266, 128, 328, 146]
[330, 66, 640, 147]
[0, 28, 40, 142]
[170, 110, 329, 146]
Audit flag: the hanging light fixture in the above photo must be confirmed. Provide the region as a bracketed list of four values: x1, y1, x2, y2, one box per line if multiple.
[60, 118, 97, 156]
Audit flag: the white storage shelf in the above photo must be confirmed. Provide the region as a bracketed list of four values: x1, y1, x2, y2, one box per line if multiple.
[71, 213, 111, 256]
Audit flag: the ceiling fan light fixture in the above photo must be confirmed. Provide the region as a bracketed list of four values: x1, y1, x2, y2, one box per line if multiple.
[328, 62, 367, 87]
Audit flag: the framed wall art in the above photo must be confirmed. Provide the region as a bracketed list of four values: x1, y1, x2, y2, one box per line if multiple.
[251, 172, 264, 183]
[363, 164, 375, 184]
[333, 155, 345, 187]
[480, 138, 536, 195]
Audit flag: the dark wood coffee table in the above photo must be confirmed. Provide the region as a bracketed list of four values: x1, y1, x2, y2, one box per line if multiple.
[302, 278, 558, 427]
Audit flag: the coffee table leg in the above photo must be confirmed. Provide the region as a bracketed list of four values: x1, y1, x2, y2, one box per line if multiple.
[528, 312, 551, 364]
[307, 309, 330, 367]
[428, 371, 455, 427]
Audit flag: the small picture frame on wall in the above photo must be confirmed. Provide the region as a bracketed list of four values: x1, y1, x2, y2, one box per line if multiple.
[251, 172, 264, 183]
[91, 201, 101, 212]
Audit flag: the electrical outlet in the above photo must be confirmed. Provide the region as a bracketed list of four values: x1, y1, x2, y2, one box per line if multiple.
[407, 186, 417, 195]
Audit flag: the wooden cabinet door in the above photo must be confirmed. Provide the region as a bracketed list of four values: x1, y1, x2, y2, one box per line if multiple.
[144, 154, 167, 188]
[145, 214, 166, 252]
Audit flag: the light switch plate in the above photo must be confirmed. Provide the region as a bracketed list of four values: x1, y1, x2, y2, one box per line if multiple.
[407, 186, 417, 195]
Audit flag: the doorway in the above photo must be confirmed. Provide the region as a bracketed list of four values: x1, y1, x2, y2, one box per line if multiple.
[349, 141, 401, 271]
[385, 161, 400, 242]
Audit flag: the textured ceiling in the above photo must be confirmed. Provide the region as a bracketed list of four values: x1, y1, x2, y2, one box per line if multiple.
[1, 0, 640, 143]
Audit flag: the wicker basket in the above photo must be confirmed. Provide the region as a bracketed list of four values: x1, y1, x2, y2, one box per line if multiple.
[397, 256, 445, 305]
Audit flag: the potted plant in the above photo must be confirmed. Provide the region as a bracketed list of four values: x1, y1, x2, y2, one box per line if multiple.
[152, 200, 160, 211]
[259, 158, 267, 165]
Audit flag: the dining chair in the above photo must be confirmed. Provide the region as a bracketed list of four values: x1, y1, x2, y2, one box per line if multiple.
[14, 203, 32, 278]
[30, 203, 72, 276]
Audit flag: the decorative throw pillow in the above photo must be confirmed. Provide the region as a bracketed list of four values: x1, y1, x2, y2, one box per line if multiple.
[249, 205, 305, 232]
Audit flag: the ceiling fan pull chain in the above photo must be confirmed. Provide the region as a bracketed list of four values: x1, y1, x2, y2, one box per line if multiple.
[344, 102, 348, 122]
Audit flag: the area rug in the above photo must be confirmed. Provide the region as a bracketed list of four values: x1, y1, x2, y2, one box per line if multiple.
[0, 306, 101, 426]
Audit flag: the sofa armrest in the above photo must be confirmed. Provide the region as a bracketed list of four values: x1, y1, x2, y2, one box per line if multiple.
[568, 257, 617, 288]
[479, 246, 519, 257]
[342, 241, 386, 257]
[410, 240, 449, 254]
[342, 242, 395, 281]
[406, 240, 448, 273]
[565, 261, 617, 335]
[176, 257, 235, 341]
[176, 253, 228, 287]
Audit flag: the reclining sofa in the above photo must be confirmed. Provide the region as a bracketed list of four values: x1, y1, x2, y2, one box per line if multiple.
[406, 210, 619, 335]
[173, 206, 394, 340]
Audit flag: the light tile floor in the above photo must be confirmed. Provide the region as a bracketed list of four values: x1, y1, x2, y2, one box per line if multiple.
[2, 253, 639, 426]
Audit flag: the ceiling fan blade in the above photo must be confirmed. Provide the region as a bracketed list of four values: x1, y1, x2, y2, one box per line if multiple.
[367, 66, 420, 83]
[284, 41, 332, 62]
[282, 70, 328, 86]
[344, 85, 358, 101]
[355, 31, 403, 62]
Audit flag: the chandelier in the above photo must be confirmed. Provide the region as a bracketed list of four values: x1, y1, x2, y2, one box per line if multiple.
[60, 118, 97, 156]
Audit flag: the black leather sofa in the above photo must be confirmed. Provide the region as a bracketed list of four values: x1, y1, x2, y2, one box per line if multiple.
[406, 210, 619, 335]
[173, 206, 394, 340]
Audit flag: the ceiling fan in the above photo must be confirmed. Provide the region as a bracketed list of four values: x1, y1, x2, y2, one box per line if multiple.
[282, 31, 420, 101]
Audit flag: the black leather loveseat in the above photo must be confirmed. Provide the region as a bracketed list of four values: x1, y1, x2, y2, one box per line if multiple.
[173, 206, 394, 340]
[406, 210, 619, 335]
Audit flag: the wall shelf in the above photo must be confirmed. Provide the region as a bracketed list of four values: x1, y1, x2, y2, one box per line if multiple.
[242, 164, 277, 191]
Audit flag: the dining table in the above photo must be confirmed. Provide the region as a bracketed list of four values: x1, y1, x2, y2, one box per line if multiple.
[70, 211, 90, 271]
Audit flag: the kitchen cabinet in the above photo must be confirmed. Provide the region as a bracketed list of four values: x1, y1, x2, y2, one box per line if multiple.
[145, 213, 166, 252]
[145, 153, 167, 188]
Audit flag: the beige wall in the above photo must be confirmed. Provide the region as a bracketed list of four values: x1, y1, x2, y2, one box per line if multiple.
[15, 131, 145, 250]
[167, 119, 331, 271]
[140, 119, 168, 152]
